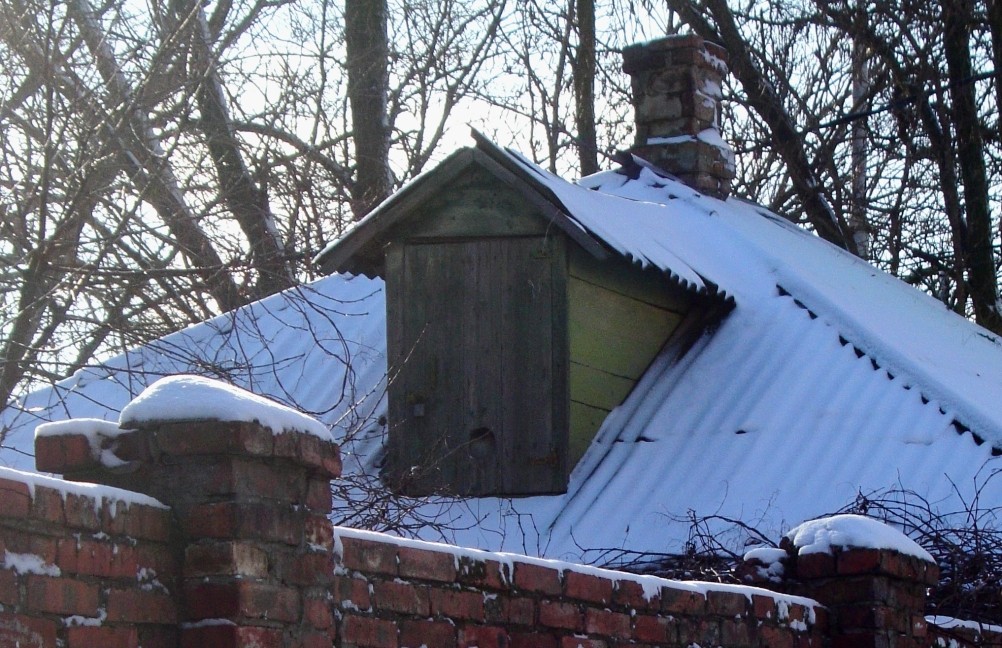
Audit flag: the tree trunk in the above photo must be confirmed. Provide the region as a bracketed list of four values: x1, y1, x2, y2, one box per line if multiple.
[174, 0, 295, 297]
[940, 0, 1001, 333]
[668, 0, 858, 255]
[345, 0, 391, 219]
[573, 0, 598, 176]
[850, 8, 870, 259]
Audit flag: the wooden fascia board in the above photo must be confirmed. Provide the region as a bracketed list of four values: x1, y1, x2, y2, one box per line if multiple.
[467, 145, 610, 262]
[317, 141, 611, 276]
[316, 148, 480, 275]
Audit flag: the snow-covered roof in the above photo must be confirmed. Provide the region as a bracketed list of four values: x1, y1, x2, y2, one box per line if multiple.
[4, 138, 1002, 566]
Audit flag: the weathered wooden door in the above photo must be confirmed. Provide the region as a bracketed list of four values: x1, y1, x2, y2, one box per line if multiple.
[385, 236, 567, 496]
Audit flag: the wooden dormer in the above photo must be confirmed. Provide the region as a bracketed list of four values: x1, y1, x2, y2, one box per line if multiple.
[317, 137, 728, 496]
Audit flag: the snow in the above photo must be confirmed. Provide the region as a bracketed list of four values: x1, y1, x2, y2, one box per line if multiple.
[3, 140, 1002, 567]
[786, 515, 933, 561]
[927, 616, 1002, 634]
[119, 374, 331, 440]
[3, 550, 60, 576]
[334, 526, 822, 611]
[35, 418, 132, 468]
[0, 465, 167, 509]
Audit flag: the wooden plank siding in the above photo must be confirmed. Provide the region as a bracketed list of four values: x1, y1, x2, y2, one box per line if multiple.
[381, 166, 696, 494]
[566, 247, 689, 466]
[386, 236, 567, 496]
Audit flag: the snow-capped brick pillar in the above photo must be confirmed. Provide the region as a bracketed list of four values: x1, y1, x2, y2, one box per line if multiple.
[745, 515, 941, 648]
[35, 417, 341, 648]
[623, 34, 736, 198]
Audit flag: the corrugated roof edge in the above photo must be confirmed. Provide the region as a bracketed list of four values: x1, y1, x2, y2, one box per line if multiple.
[469, 130, 735, 307]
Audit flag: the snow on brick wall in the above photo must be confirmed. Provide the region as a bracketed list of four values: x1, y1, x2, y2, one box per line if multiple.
[332, 527, 827, 647]
[0, 467, 177, 647]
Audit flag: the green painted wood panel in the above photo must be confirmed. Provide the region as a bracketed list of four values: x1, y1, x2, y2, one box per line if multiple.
[565, 253, 689, 468]
[393, 167, 548, 240]
[568, 245, 693, 311]
[570, 362, 635, 411]
[569, 401, 610, 466]
[568, 277, 683, 379]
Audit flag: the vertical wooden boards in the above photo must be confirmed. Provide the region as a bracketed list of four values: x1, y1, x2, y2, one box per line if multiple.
[387, 236, 566, 496]
[497, 236, 564, 494]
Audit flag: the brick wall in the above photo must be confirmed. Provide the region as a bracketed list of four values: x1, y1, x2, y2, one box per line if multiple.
[0, 468, 177, 647]
[3, 409, 995, 648]
[333, 527, 828, 648]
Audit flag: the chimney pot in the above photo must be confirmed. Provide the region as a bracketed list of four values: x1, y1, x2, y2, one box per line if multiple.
[623, 35, 735, 198]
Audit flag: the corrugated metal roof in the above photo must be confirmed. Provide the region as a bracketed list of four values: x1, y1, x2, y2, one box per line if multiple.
[4, 139, 1002, 564]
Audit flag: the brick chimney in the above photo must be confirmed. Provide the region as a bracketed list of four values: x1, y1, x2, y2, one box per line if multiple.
[622, 34, 735, 198]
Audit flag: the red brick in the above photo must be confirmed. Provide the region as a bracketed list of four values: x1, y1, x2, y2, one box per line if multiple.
[181, 624, 284, 648]
[633, 614, 671, 643]
[63, 492, 101, 530]
[0, 477, 31, 518]
[274, 431, 341, 478]
[837, 548, 881, 575]
[306, 478, 333, 511]
[707, 589, 747, 616]
[399, 546, 458, 582]
[287, 550, 335, 586]
[559, 637, 607, 648]
[494, 597, 535, 626]
[458, 557, 510, 590]
[400, 619, 457, 648]
[660, 586, 705, 614]
[155, 420, 274, 457]
[511, 631, 559, 648]
[513, 562, 561, 595]
[430, 588, 485, 621]
[58, 538, 140, 579]
[459, 625, 507, 648]
[300, 630, 336, 648]
[7, 535, 58, 564]
[759, 626, 796, 648]
[341, 615, 397, 648]
[305, 513, 333, 548]
[372, 580, 429, 615]
[564, 571, 613, 604]
[585, 608, 631, 638]
[108, 588, 178, 623]
[35, 433, 95, 473]
[185, 541, 268, 578]
[304, 596, 333, 629]
[30, 485, 66, 524]
[721, 618, 753, 646]
[752, 594, 775, 619]
[333, 574, 372, 611]
[796, 552, 836, 578]
[239, 582, 301, 622]
[184, 582, 240, 619]
[103, 501, 171, 541]
[340, 536, 398, 575]
[67, 626, 139, 648]
[25, 575, 99, 615]
[612, 579, 659, 610]
[0, 611, 57, 647]
[539, 600, 582, 631]
[184, 501, 303, 545]
[0, 567, 17, 605]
